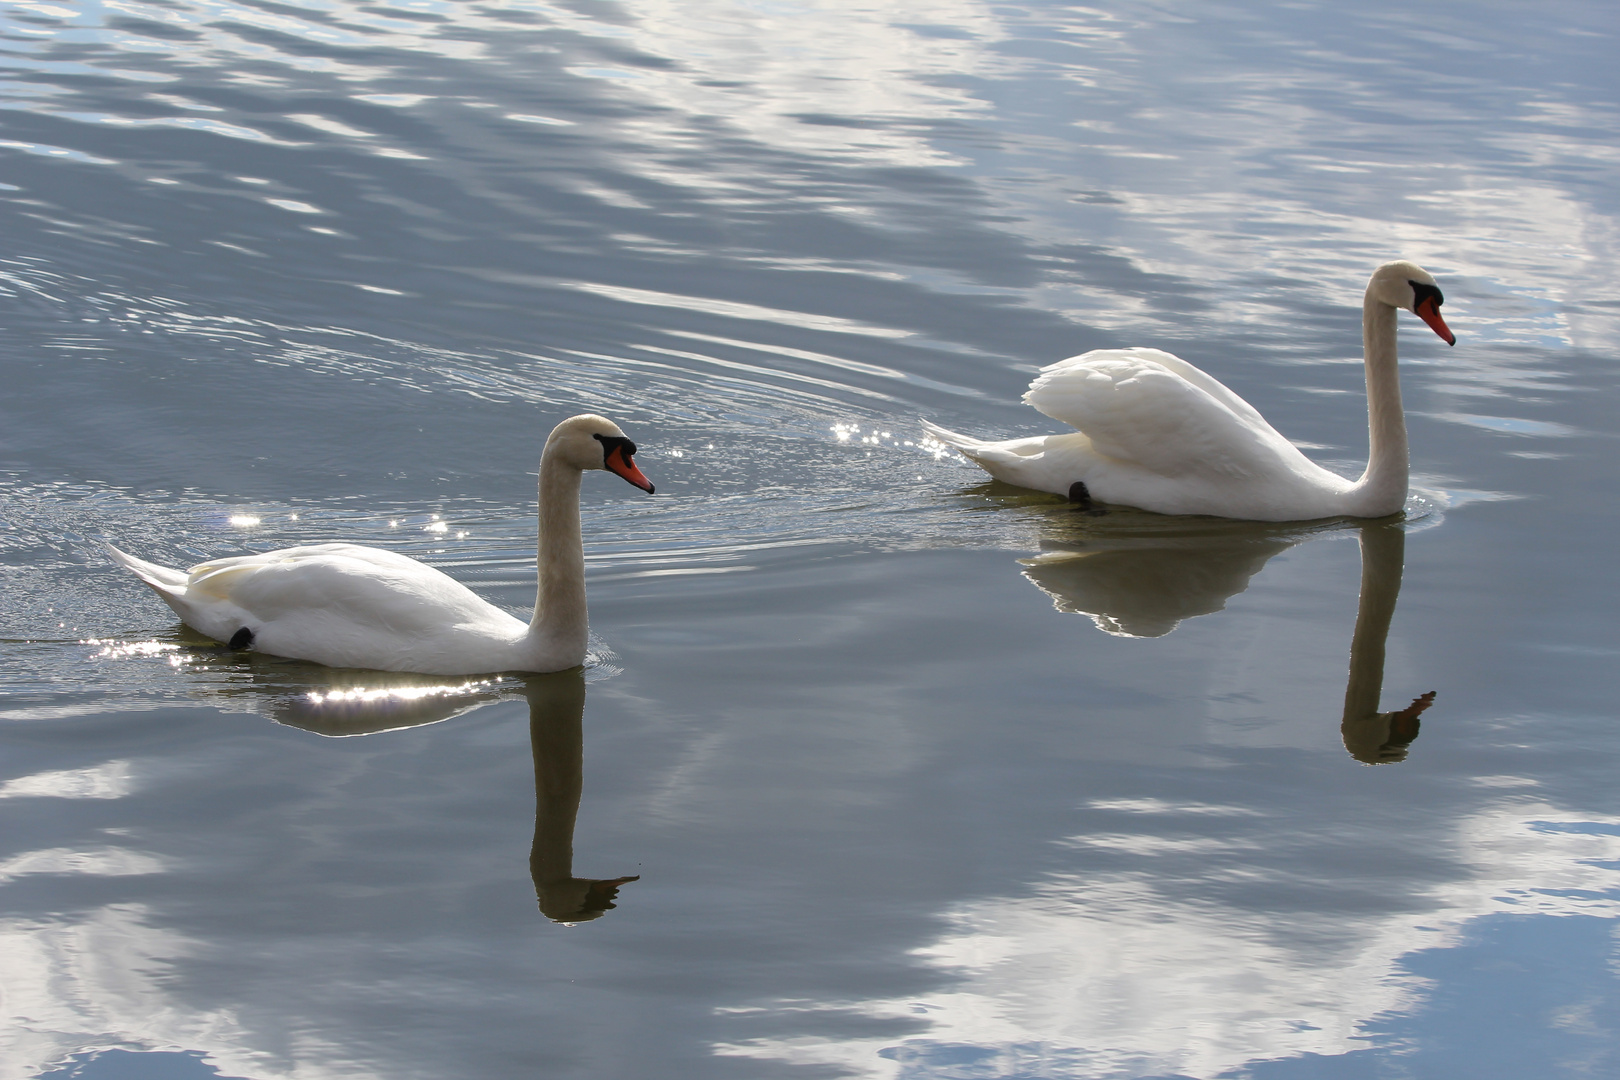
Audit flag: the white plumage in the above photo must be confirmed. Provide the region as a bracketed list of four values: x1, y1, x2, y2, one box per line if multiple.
[107, 414, 655, 675]
[925, 261, 1456, 522]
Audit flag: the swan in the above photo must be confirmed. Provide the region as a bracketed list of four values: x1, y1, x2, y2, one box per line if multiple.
[923, 261, 1456, 521]
[106, 413, 655, 676]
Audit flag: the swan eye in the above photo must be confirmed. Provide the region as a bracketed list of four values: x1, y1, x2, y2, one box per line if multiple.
[593, 433, 637, 463]
[1409, 280, 1444, 309]
[1408, 280, 1456, 345]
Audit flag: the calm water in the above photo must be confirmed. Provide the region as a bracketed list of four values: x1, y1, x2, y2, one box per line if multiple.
[2, 1, 1618, 1077]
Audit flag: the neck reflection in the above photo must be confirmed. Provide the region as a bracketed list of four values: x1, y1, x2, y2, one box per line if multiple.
[525, 670, 639, 923]
[1340, 523, 1435, 765]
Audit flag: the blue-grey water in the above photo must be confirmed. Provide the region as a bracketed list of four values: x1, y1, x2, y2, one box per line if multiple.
[2, 2, 1618, 1078]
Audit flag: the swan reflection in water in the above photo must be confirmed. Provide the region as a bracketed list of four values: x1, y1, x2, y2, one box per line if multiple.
[1338, 524, 1434, 765]
[209, 663, 637, 922]
[1018, 515, 1322, 639]
[520, 670, 640, 922]
[1017, 509, 1435, 763]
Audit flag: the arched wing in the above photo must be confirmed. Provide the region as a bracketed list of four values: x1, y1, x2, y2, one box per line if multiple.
[1055, 348, 1273, 429]
[1024, 349, 1301, 480]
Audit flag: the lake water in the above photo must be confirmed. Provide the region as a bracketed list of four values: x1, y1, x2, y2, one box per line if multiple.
[2, 2, 1618, 1078]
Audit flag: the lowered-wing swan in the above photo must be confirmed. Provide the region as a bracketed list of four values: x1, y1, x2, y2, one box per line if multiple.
[106, 414, 655, 675]
[924, 261, 1455, 521]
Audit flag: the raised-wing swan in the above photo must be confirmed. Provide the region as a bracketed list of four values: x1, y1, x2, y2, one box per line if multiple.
[923, 261, 1455, 521]
[106, 414, 655, 675]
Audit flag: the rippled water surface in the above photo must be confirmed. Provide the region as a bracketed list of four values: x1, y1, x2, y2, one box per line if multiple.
[2, 1, 1618, 1077]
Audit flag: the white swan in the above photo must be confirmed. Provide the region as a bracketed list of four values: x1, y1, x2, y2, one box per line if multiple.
[923, 261, 1456, 521]
[106, 414, 655, 676]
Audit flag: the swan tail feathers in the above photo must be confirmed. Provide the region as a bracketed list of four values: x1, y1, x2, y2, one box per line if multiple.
[105, 543, 188, 597]
[921, 420, 1005, 465]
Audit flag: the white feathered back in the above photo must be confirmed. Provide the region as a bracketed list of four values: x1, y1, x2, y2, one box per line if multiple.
[1023, 348, 1309, 480]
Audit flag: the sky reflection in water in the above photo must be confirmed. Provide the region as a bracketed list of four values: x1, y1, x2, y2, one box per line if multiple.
[1, 1, 1618, 1078]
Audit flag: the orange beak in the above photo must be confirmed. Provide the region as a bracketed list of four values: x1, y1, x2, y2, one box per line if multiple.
[1414, 295, 1455, 346]
[605, 445, 655, 493]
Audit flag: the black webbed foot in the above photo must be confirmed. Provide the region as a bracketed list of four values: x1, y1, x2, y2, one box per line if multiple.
[1067, 481, 1108, 516]
[227, 627, 254, 650]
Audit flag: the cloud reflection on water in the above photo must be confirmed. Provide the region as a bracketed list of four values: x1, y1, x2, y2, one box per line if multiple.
[0, 0, 1616, 1077]
[718, 801, 1620, 1080]
[0, 666, 635, 1077]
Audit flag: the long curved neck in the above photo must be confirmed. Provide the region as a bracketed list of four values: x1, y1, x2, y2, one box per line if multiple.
[531, 449, 588, 655]
[1350, 293, 1408, 515]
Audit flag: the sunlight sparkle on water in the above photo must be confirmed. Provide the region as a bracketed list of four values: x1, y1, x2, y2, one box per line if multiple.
[834, 424, 923, 450]
[82, 639, 182, 659]
[304, 681, 498, 706]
